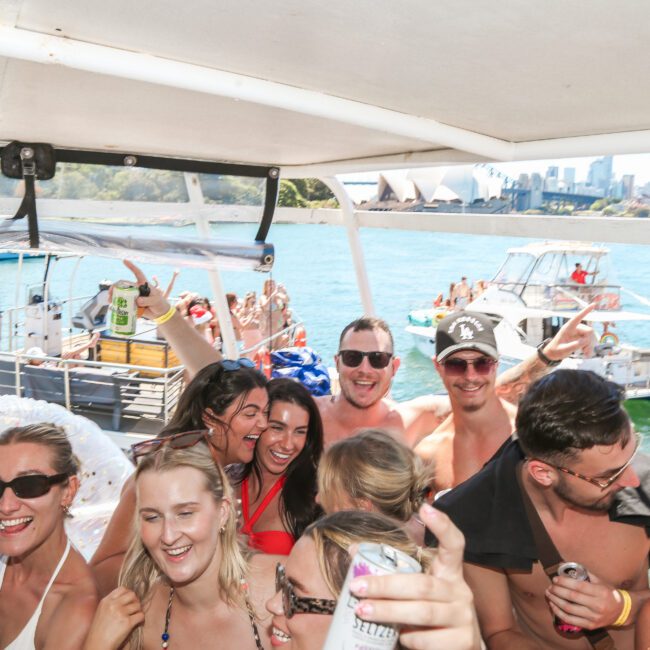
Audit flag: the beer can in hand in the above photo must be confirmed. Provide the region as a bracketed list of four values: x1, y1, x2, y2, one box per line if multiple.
[110, 281, 140, 337]
[322, 543, 422, 650]
[553, 562, 590, 636]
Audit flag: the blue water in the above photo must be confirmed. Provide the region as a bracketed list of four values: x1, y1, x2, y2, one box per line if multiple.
[3, 223, 650, 439]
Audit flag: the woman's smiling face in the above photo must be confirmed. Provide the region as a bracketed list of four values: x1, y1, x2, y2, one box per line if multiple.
[137, 466, 227, 586]
[266, 536, 336, 649]
[206, 387, 269, 465]
[256, 400, 309, 476]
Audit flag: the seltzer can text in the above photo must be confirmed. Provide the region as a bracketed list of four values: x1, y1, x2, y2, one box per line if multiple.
[110, 281, 139, 337]
[554, 562, 590, 636]
[322, 542, 422, 650]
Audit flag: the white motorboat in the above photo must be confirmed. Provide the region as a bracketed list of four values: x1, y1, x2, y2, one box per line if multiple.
[406, 241, 650, 398]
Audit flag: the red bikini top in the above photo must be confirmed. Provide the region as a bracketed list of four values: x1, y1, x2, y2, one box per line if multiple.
[241, 476, 295, 555]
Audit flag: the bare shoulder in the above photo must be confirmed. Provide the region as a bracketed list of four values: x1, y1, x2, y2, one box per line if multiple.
[414, 424, 454, 463]
[40, 552, 98, 649]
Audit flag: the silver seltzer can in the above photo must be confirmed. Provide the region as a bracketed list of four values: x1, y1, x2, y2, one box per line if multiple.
[322, 542, 422, 650]
[110, 281, 139, 337]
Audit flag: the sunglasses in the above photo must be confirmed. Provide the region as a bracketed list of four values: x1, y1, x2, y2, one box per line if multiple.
[222, 358, 256, 371]
[542, 432, 642, 490]
[0, 473, 69, 499]
[338, 350, 393, 369]
[130, 429, 210, 462]
[275, 563, 337, 618]
[439, 356, 497, 376]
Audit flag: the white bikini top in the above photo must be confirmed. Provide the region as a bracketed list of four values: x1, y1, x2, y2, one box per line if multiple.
[0, 539, 71, 650]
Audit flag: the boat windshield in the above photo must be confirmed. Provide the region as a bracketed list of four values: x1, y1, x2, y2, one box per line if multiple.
[492, 253, 535, 285]
[528, 252, 605, 286]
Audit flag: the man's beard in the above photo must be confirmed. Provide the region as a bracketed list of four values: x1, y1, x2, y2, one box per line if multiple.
[554, 477, 616, 513]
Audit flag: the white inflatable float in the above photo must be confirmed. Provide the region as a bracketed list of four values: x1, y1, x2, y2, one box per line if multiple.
[0, 395, 134, 560]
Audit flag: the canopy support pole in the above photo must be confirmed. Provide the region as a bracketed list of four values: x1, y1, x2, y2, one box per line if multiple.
[322, 176, 375, 317]
[184, 173, 239, 359]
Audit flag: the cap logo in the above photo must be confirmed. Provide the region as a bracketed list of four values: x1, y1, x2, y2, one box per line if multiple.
[459, 324, 474, 340]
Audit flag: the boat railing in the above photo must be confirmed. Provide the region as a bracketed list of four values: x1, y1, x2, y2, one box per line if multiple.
[494, 282, 622, 311]
[0, 351, 184, 433]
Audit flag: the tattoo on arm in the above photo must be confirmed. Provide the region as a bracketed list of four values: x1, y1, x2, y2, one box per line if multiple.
[495, 356, 551, 404]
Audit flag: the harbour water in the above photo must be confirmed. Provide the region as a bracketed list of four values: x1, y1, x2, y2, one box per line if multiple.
[2, 222, 650, 441]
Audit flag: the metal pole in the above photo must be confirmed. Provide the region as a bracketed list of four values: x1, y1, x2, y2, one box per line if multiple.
[183, 173, 239, 359]
[321, 176, 375, 316]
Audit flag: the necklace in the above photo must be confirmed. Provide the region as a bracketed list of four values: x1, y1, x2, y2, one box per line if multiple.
[161, 587, 174, 648]
[160, 582, 263, 650]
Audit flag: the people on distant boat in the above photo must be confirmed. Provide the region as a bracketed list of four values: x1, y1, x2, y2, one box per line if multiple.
[433, 292, 444, 308]
[235, 378, 323, 555]
[415, 306, 596, 494]
[452, 276, 472, 308]
[239, 291, 263, 356]
[259, 280, 289, 351]
[435, 370, 650, 650]
[83, 442, 275, 650]
[90, 359, 268, 596]
[0, 423, 98, 650]
[25, 332, 101, 368]
[571, 262, 597, 284]
[471, 279, 487, 299]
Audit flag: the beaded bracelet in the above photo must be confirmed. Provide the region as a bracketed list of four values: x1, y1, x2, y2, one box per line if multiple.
[153, 306, 176, 326]
[613, 589, 632, 627]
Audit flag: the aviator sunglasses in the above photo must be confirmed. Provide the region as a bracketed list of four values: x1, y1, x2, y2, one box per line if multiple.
[540, 431, 642, 490]
[0, 473, 69, 499]
[275, 563, 337, 618]
[440, 356, 497, 376]
[130, 429, 211, 462]
[338, 349, 393, 369]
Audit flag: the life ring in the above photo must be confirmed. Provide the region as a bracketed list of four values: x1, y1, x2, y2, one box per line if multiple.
[254, 347, 272, 378]
[593, 293, 621, 311]
[599, 332, 619, 346]
[0, 395, 134, 560]
[293, 326, 307, 347]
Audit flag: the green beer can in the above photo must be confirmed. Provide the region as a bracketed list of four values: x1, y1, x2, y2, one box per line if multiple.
[110, 281, 140, 337]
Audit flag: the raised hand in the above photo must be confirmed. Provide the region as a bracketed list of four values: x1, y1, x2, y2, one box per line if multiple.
[349, 504, 480, 650]
[83, 586, 145, 650]
[120, 259, 171, 320]
[542, 303, 597, 362]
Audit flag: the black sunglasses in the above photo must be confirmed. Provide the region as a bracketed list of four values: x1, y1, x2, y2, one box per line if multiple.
[130, 429, 210, 462]
[0, 473, 69, 499]
[275, 563, 337, 618]
[222, 358, 256, 371]
[440, 356, 497, 376]
[338, 349, 393, 369]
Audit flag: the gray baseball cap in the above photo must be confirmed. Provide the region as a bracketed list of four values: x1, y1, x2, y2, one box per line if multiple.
[435, 311, 499, 361]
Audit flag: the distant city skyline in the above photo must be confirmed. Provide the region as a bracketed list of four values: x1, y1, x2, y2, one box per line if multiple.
[493, 153, 650, 187]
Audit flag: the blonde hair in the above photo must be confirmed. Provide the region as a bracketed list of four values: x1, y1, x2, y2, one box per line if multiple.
[119, 443, 248, 650]
[318, 429, 431, 522]
[305, 511, 432, 598]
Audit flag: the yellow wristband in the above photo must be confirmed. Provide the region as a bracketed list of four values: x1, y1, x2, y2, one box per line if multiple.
[153, 306, 176, 326]
[612, 589, 632, 627]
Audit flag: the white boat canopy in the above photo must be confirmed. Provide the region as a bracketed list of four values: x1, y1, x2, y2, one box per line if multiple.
[1, 0, 650, 175]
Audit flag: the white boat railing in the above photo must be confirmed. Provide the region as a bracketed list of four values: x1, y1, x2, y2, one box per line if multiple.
[492, 282, 622, 311]
[0, 351, 184, 433]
